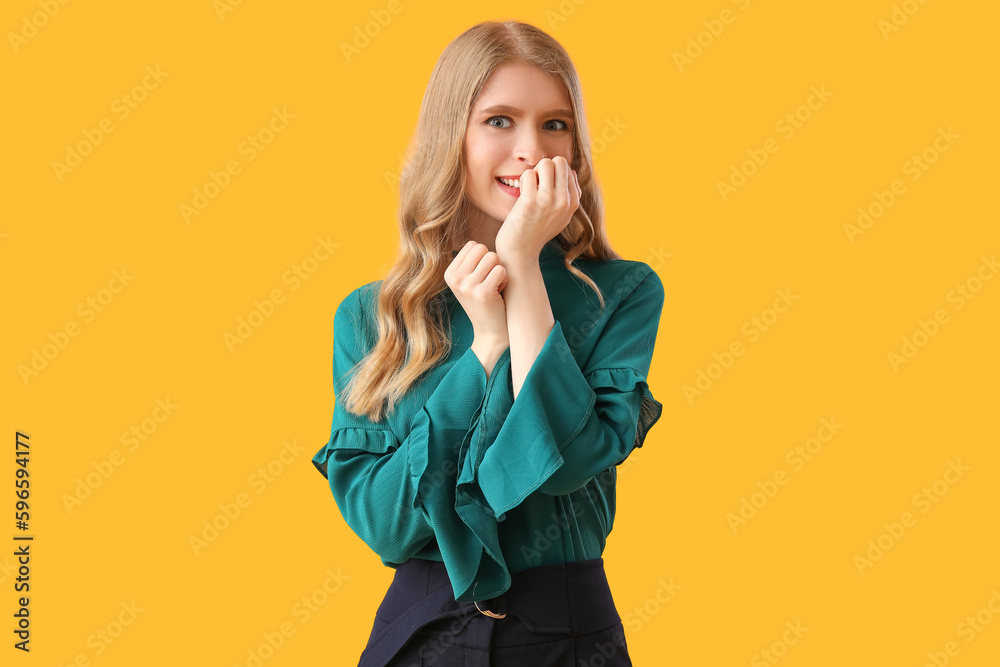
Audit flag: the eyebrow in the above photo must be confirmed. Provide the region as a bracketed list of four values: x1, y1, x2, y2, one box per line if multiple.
[477, 104, 575, 120]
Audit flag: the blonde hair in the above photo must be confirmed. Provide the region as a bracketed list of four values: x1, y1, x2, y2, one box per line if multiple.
[341, 19, 622, 421]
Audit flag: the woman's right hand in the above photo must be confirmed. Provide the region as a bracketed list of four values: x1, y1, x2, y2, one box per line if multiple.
[445, 241, 509, 352]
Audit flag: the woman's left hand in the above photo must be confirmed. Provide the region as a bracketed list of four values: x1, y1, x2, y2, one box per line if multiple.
[495, 156, 581, 264]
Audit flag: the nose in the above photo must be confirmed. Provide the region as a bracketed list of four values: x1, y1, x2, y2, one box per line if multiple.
[514, 128, 547, 167]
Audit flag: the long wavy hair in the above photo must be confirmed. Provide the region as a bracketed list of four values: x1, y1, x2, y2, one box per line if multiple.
[341, 20, 623, 422]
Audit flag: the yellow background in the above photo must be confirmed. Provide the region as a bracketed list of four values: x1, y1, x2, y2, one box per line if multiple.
[3, 0, 999, 665]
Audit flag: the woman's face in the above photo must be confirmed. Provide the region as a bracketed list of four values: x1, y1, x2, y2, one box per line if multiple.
[462, 62, 575, 232]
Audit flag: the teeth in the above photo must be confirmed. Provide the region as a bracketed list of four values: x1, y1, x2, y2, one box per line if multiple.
[499, 177, 520, 189]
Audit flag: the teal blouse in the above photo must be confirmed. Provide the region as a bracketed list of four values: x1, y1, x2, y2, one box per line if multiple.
[311, 239, 665, 603]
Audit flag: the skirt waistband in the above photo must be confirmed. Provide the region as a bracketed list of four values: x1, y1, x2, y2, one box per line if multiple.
[359, 558, 622, 666]
[393, 557, 620, 634]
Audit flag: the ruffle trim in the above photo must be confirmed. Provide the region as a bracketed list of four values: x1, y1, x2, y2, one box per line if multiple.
[585, 367, 663, 451]
[310, 427, 397, 480]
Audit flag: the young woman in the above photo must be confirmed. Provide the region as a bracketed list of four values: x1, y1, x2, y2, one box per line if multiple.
[312, 19, 665, 666]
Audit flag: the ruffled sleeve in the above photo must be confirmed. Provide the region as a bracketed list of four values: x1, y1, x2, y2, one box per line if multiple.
[311, 287, 496, 568]
[453, 265, 664, 598]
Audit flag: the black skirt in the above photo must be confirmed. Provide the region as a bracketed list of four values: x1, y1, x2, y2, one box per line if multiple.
[357, 557, 632, 666]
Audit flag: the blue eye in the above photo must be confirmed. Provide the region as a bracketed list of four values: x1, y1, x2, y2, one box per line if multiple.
[486, 115, 571, 131]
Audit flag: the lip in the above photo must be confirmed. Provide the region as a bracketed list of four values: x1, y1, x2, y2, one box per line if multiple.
[495, 176, 520, 197]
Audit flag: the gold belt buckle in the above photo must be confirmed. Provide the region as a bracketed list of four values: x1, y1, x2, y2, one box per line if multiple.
[472, 582, 506, 618]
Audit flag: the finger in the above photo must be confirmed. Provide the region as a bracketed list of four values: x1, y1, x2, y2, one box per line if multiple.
[519, 166, 537, 198]
[534, 158, 555, 192]
[484, 264, 507, 295]
[571, 170, 581, 207]
[452, 239, 474, 261]
[470, 249, 499, 284]
[458, 242, 488, 274]
[447, 240, 473, 281]
[554, 157, 569, 201]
